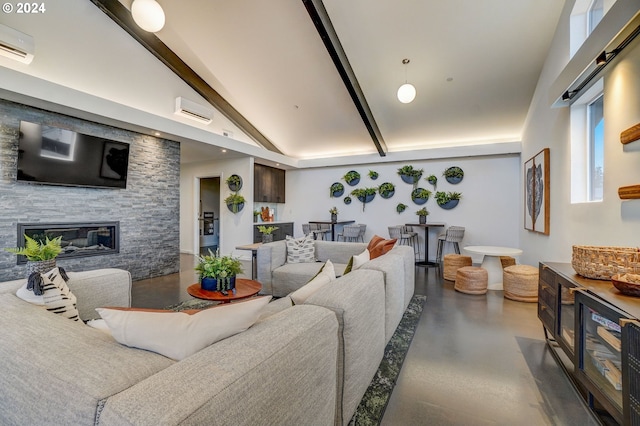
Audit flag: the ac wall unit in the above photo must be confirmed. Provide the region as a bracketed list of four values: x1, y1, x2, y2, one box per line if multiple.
[0, 24, 34, 64]
[174, 97, 214, 124]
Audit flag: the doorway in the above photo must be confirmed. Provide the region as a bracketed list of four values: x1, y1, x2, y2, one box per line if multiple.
[198, 177, 220, 255]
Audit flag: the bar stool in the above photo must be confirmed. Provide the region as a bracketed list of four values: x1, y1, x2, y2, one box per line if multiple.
[436, 226, 465, 262]
[401, 225, 421, 259]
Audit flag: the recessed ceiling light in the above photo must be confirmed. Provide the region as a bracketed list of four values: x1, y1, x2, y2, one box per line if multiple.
[221, 149, 227, 153]
[154, 131, 161, 136]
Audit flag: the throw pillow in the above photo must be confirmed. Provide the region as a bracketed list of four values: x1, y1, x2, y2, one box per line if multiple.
[343, 249, 370, 275]
[367, 235, 385, 252]
[286, 234, 316, 263]
[96, 296, 272, 361]
[17, 267, 81, 322]
[290, 260, 336, 305]
[368, 235, 397, 259]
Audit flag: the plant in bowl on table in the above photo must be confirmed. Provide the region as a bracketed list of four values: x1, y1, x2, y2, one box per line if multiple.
[195, 249, 243, 294]
[257, 225, 279, 243]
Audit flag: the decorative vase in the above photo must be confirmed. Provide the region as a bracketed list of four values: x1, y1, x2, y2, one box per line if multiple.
[262, 234, 274, 243]
[419, 215, 427, 224]
[201, 276, 236, 292]
[26, 259, 56, 278]
[331, 213, 337, 222]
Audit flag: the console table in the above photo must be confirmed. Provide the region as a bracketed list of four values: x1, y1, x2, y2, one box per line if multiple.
[538, 262, 640, 425]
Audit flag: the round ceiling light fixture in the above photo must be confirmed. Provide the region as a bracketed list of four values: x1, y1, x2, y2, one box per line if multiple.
[397, 58, 416, 104]
[131, 0, 166, 33]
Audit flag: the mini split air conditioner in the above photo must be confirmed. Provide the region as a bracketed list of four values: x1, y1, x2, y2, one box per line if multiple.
[174, 97, 214, 124]
[0, 24, 34, 64]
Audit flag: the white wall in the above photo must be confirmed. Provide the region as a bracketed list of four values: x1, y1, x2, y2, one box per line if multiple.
[282, 155, 521, 263]
[520, 1, 640, 266]
[180, 157, 254, 256]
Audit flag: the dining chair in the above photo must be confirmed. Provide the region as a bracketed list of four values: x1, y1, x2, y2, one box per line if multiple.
[401, 225, 420, 259]
[337, 224, 361, 242]
[436, 226, 465, 262]
[302, 223, 311, 237]
[310, 223, 331, 240]
[357, 224, 367, 242]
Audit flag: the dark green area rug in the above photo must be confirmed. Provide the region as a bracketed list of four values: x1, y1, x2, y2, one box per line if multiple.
[168, 294, 427, 426]
[348, 294, 427, 426]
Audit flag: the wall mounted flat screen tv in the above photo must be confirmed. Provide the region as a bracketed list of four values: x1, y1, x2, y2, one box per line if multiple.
[17, 121, 130, 189]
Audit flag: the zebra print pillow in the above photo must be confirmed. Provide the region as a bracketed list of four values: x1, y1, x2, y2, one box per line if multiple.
[41, 267, 80, 322]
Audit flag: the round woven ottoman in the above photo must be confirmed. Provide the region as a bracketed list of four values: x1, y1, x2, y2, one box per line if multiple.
[444, 254, 472, 281]
[500, 256, 516, 268]
[454, 266, 488, 295]
[503, 264, 539, 302]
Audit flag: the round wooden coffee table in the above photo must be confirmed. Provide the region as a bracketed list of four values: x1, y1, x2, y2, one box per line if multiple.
[187, 278, 262, 303]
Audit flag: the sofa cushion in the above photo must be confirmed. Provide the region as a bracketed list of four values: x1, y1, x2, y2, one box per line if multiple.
[97, 296, 272, 361]
[0, 293, 173, 425]
[367, 235, 398, 259]
[290, 260, 336, 305]
[286, 234, 315, 263]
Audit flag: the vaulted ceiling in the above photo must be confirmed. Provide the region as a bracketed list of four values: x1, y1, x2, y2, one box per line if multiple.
[104, 0, 564, 163]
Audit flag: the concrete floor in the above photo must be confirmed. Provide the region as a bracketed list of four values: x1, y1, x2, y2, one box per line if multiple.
[132, 254, 603, 425]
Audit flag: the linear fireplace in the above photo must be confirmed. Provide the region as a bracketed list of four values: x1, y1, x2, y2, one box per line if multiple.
[16, 222, 120, 264]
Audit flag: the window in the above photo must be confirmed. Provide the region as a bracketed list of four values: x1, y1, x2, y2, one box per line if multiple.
[570, 80, 604, 203]
[570, 0, 617, 57]
[588, 0, 605, 34]
[588, 95, 604, 201]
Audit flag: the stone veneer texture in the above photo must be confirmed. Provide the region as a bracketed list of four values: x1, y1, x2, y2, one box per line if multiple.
[0, 99, 180, 282]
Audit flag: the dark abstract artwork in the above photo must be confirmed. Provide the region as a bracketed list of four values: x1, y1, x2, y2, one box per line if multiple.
[524, 148, 549, 235]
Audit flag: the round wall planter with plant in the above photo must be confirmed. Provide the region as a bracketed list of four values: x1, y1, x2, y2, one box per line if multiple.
[443, 166, 464, 184]
[411, 187, 431, 205]
[226, 174, 243, 191]
[343, 170, 361, 186]
[396, 203, 408, 213]
[368, 170, 379, 180]
[436, 191, 462, 209]
[343, 196, 352, 205]
[330, 182, 344, 197]
[225, 193, 246, 213]
[378, 182, 395, 199]
[397, 165, 423, 186]
[426, 174, 437, 189]
[416, 207, 429, 224]
[351, 187, 376, 211]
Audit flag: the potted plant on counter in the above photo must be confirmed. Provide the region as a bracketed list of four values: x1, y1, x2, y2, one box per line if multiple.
[195, 249, 243, 293]
[257, 225, 279, 243]
[416, 207, 430, 224]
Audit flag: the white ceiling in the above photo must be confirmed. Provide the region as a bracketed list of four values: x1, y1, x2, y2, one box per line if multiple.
[122, 0, 565, 162]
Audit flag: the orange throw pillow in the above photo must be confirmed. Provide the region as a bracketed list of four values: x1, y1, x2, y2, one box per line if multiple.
[367, 235, 385, 251]
[368, 235, 397, 259]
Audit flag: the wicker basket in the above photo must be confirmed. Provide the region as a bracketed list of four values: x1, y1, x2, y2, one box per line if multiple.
[571, 245, 640, 280]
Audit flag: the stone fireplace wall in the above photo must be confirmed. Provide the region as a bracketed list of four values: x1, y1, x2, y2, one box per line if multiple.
[0, 99, 180, 281]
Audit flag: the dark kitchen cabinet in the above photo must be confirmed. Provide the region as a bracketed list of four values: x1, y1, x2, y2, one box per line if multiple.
[254, 164, 285, 203]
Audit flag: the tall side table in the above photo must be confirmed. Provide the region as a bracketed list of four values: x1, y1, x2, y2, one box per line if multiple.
[463, 246, 523, 290]
[235, 243, 262, 279]
[404, 222, 446, 267]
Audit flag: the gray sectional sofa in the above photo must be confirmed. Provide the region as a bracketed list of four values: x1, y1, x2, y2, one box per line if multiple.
[257, 239, 415, 342]
[0, 262, 398, 425]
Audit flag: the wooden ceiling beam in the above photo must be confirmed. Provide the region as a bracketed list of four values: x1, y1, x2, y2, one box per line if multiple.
[89, 0, 282, 154]
[302, 0, 387, 157]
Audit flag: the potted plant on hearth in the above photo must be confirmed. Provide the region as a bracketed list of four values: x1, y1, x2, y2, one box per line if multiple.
[195, 249, 243, 293]
[5, 234, 64, 277]
[225, 193, 246, 213]
[416, 207, 430, 224]
[257, 225, 279, 243]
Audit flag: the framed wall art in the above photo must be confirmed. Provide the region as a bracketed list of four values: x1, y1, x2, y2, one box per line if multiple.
[524, 148, 550, 235]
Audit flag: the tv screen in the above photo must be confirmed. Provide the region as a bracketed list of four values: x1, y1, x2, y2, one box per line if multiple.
[17, 121, 130, 189]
